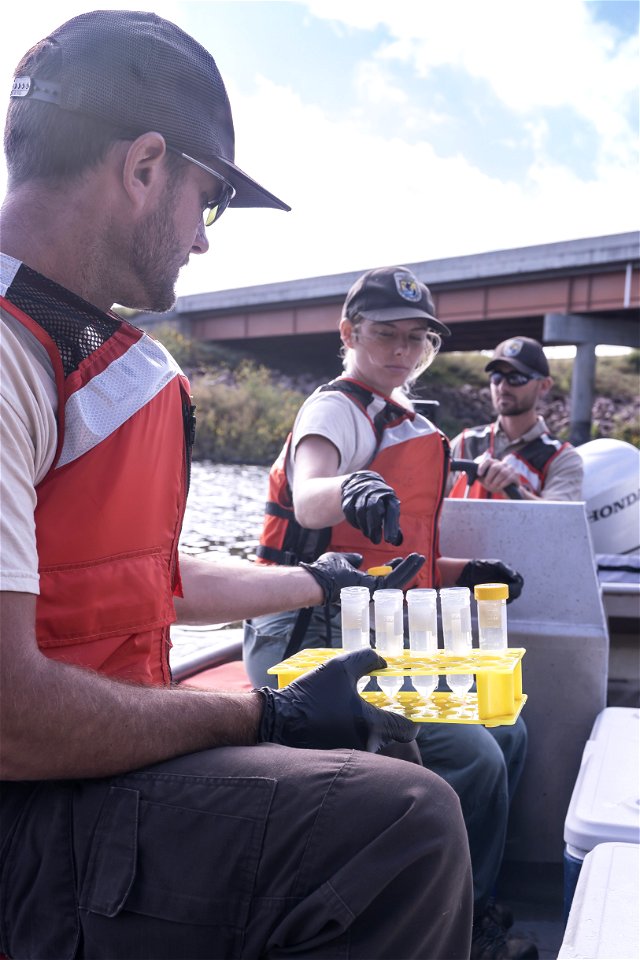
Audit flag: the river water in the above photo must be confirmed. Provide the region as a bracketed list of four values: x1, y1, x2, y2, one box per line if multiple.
[180, 461, 269, 562]
[171, 461, 270, 665]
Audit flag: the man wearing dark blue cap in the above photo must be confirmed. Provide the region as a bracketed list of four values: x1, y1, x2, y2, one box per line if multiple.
[0, 11, 472, 959]
[449, 337, 583, 500]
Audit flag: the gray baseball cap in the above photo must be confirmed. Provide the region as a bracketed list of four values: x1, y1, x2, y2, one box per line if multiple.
[10, 9, 290, 212]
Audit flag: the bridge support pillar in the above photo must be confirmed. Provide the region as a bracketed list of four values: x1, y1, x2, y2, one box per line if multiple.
[570, 342, 597, 446]
[543, 312, 639, 447]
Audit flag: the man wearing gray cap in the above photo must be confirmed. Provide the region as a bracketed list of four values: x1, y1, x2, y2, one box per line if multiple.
[449, 337, 583, 500]
[0, 11, 472, 959]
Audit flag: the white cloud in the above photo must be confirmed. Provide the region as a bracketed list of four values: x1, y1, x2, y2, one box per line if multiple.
[177, 71, 639, 296]
[1, 1, 637, 300]
[354, 60, 408, 107]
[303, 0, 638, 168]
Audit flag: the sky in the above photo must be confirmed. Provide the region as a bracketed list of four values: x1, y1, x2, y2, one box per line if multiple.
[0, 0, 638, 303]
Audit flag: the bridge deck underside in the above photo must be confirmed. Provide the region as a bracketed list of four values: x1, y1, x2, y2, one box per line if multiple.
[186, 267, 637, 367]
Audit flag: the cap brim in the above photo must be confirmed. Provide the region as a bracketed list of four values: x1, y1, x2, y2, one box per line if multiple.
[485, 357, 546, 377]
[361, 305, 451, 337]
[211, 155, 291, 211]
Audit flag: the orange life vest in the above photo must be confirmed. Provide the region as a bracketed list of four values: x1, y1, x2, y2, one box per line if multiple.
[1, 260, 194, 686]
[449, 422, 570, 499]
[256, 378, 449, 588]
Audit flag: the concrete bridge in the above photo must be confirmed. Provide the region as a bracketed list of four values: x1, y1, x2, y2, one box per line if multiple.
[137, 232, 639, 445]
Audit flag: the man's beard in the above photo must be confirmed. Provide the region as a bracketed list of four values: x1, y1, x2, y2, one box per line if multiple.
[494, 393, 536, 417]
[128, 202, 186, 313]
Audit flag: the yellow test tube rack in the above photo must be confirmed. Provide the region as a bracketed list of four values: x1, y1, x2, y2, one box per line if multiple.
[267, 648, 528, 727]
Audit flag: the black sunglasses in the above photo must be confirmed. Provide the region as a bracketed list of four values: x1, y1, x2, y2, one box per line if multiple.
[166, 146, 236, 226]
[489, 370, 541, 387]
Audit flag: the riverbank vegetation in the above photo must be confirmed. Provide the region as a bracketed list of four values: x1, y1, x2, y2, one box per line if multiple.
[152, 325, 639, 463]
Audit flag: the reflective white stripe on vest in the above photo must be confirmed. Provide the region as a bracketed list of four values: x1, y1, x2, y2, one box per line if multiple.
[502, 453, 543, 493]
[379, 415, 436, 451]
[58, 335, 182, 468]
[465, 424, 492, 441]
[539, 432, 563, 453]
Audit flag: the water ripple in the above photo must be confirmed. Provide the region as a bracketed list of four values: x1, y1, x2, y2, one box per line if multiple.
[180, 461, 270, 561]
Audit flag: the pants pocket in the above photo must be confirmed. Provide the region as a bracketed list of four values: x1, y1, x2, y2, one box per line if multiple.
[79, 773, 276, 929]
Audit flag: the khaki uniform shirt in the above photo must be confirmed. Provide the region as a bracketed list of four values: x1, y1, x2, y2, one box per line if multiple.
[448, 416, 584, 500]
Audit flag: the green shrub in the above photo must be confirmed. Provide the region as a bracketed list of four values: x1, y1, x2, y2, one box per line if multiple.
[149, 328, 638, 458]
[594, 352, 640, 400]
[149, 323, 243, 370]
[146, 323, 198, 368]
[419, 351, 488, 389]
[192, 362, 304, 463]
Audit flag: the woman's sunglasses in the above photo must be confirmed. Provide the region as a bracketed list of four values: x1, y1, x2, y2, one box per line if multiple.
[489, 370, 541, 387]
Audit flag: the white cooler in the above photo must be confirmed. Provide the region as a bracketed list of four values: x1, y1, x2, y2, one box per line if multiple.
[558, 842, 640, 959]
[563, 707, 640, 917]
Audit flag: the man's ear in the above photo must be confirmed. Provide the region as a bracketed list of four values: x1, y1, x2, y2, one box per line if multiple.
[121, 132, 169, 215]
[538, 375, 553, 397]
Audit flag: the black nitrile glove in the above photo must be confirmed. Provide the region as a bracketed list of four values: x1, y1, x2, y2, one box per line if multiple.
[456, 559, 524, 603]
[341, 470, 403, 546]
[256, 648, 418, 752]
[301, 551, 425, 603]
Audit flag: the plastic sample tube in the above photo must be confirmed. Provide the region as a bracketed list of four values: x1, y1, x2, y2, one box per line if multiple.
[439, 587, 473, 697]
[373, 589, 404, 701]
[474, 583, 509, 650]
[340, 586, 371, 651]
[406, 587, 438, 700]
[340, 585, 371, 693]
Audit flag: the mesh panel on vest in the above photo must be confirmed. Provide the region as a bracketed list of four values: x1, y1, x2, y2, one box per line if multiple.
[8, 263, 120, 376]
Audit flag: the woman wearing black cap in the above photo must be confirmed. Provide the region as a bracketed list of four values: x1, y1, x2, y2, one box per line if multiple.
[245, 265, 537, 960]
[246, 265, 523, 677]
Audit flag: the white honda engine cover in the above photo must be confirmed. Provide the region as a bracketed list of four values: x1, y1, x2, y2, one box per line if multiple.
[576, 438, 640, 554]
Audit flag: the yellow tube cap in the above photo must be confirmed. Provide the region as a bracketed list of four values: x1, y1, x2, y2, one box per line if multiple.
[474, 582, 509, 600]
[367, 565, 393, 576]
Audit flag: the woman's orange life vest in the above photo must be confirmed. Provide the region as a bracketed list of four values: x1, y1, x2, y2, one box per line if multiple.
[449, 422, 570, 499]
[2, 262, 194, 686]
[256, 378, 450, 588]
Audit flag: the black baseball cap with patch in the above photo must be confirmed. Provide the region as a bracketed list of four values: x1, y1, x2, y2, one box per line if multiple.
[343, 266, 451, 336]
[485, 337, 550, 378]
[9, 9, 290, 212]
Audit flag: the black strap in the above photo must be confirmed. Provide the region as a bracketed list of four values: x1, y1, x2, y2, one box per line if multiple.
[255, 544, 299, 565]
[182, 397, 196, 498]
[264, 501, 293, 520]
[597, 562, 640, 574]
[281, 596, 336, 661]
[320, 378, 411, 450]
[282, 607, 314, 660]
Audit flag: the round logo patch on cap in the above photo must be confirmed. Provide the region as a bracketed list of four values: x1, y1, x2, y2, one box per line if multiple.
[394, 272, 421, 303]
[502, 338, 524, 357]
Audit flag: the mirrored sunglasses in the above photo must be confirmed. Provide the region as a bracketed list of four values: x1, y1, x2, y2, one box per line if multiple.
[489, 370, 540, 387]
[167, 146, 236, 226]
